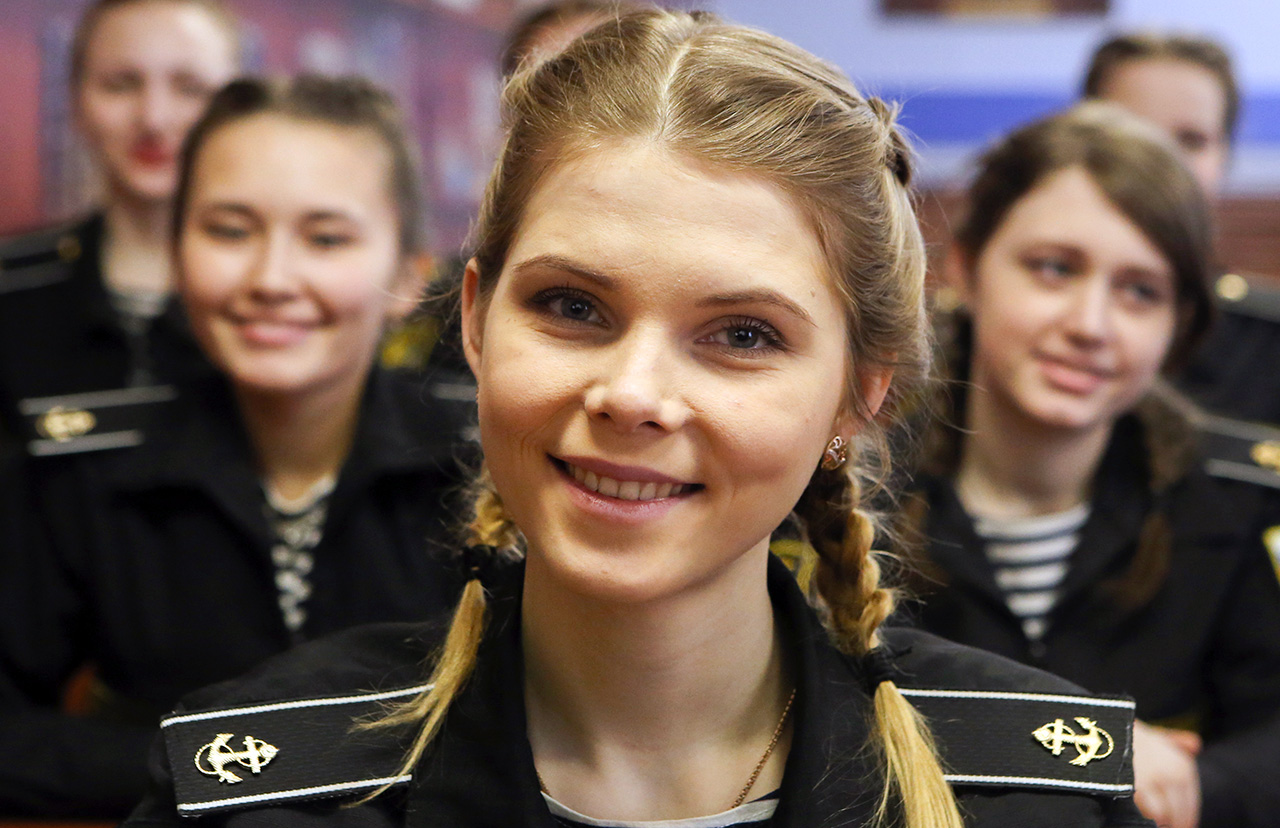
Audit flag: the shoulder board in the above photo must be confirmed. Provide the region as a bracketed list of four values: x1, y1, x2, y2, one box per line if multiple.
[899, 687, 1136, 795]
[0, 224, 84, 293]
[162, 683, 427, 816]
[1213, 272, 1280, 324]
[19, 385, 178, 457]
[1196, 413, 1280, 489]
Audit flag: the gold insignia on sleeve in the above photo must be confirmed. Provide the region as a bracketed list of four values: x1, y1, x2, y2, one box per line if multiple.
[1251, 441, 1280, 473]
[1263, 526, 1280, 583]
[1032, 717, 1114, 767]
[195, 733, 279, 784]
[35, 406, 96, 442]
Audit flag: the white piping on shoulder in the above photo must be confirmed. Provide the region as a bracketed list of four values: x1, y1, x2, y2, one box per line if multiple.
[942, 774, 1133, 793]
[176, 775, 412, 813]
[161, 683, 433, 726]
[897, 688, 1135, 709]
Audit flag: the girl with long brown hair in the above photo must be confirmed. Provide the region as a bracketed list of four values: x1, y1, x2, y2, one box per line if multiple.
[896, 103, 1280, 828]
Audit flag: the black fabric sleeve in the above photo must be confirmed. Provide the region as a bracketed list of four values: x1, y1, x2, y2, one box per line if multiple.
[0, 455, 152, 817]
[1196, 506, 1280, 828]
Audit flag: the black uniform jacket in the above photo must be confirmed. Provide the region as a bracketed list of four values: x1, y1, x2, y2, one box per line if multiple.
[1178, 271, 1280, 425]
[899, 414, 1280, 828]
[0, 215, 212, 446]
[124, 555, 1151, 828]
[0, 369, 473, 817]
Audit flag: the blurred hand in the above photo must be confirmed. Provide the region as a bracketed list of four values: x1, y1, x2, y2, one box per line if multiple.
[1132, 720, 1202, 828]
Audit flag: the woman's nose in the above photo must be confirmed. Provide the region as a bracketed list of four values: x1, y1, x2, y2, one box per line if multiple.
[1063, 275, 1113, 344]
[244, 233, 302, 300]
[583, 330, 689, 434]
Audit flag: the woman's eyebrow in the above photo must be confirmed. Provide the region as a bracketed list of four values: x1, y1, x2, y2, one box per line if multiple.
[696, 290, 815, 328]
[510, 254, 815, 326]
[510, 254, 616, 290]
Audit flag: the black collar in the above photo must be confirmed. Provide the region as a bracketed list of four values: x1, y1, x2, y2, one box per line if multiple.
[405, 556, 885, 828]
[921, 413, 1153, 615]
[105, 369, 467, 545]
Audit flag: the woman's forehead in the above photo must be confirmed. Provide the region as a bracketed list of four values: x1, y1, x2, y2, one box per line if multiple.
[502, 142, 843, 313]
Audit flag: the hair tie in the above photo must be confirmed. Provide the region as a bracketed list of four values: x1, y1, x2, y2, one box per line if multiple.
[459, 544, 502, 584]
[861, 646, 900, 697]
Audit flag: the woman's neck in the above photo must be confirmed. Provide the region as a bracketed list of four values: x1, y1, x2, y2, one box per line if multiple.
[235, 376, 367, 503]
[521, 546, 792, 821]
[101, 195, 175, 296]
[956, 379, 1113, 519]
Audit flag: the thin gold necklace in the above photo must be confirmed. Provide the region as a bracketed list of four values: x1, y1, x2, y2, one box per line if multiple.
[534, 687, 797, 811]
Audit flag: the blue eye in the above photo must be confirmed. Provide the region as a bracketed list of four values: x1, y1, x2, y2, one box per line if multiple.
[551, 295, 596, 321]
[532, 288, 604, 326]
[705, 317, 785, 355]
[727, 326, 762, 348]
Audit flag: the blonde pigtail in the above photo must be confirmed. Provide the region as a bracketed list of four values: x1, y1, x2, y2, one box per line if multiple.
[354, 468, 521, 801]
[796, 465, 963, 828]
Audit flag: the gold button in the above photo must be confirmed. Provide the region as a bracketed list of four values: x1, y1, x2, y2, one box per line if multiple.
[1216, 273, 1248, 302]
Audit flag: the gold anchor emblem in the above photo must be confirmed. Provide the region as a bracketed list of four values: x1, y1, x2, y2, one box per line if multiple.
[194, 733, 279, 784]
[1033, 717, 1114, 767]
[36, 406, 96, 442]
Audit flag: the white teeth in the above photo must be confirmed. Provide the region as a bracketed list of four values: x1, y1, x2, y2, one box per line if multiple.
[565, 463, 688, 501]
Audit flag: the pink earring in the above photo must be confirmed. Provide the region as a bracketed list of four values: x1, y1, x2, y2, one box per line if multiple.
[821, 435, 847, 471]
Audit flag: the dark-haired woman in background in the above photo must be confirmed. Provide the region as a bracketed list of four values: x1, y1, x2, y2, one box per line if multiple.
[0, 0, 241, 450]
[0, 76, 470, 818]
[896, 103, 1280, 828]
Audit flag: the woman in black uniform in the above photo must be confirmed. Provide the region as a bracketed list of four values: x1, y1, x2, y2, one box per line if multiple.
[124, 11, 1150, 828]
[0, 0, 238, 447]
[0, 77, 471, 818]
[895, 103, 1280, 828]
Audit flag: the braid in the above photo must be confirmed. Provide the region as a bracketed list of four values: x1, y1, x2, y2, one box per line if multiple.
[798, 466, 891, 655]
[469, 466, 523, 550]
[794, 462, 963, 828]
[355, 466, 524, 802]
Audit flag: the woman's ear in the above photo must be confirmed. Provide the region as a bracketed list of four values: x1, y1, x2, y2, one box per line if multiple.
[386, 252, 433, 322]
[460, 258, 485, 377]
[837, 364, 896, 437]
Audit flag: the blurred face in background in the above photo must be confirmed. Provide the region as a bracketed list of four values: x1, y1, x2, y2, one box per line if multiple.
[178, 114, 418, 402]
[75, 0, 238, 207]
[1096, 57, 1230, 194]
[959, 165, 1178, 439]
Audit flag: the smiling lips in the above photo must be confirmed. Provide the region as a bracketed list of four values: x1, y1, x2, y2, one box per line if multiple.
[1038, 353, 1114, 393]
[234, 317, 316, 347]
[563, 461, 692, 501]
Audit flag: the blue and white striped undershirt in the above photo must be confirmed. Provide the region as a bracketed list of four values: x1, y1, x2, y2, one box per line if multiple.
[972, 504, 1089, 641]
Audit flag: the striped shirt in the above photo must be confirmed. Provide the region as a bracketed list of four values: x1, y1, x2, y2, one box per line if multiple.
[973, 505, 1089, 641]
[548, 794, 777, 827]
